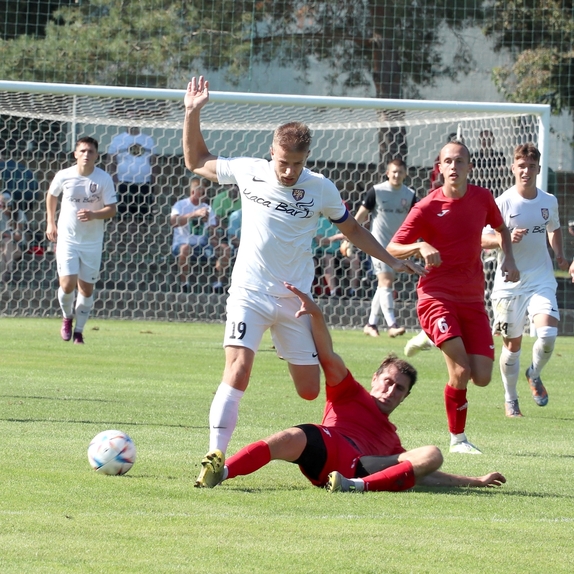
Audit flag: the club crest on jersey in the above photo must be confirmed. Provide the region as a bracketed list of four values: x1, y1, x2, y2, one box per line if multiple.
[292, 189, 305, 201]
[89, 183, 98, 194]
[541, 208, 549, 220]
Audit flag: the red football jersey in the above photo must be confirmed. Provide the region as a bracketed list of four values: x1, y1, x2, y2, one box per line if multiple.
[322, 370, 405, 456]
[392, 184, 503, 303]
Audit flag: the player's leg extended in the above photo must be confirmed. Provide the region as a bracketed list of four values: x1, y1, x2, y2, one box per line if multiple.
[195, 427, 308, 488]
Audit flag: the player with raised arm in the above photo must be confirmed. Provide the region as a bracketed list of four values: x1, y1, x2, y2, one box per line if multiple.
[182, 76, 425, 485]
[481, 143, 569, 416]
[46, 137, 117, 344]
[195, 283, 506, 492]
[387, 140, 519, 454]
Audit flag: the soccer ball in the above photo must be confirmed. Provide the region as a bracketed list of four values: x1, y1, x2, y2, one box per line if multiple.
[87, 430, 136, 475]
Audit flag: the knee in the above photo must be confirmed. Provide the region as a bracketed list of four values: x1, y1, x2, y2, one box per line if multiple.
[472, 371, 492, 387]
[537, 326, 558, 352]
[450, 362, 472, 387]
[428, 445, 443, 471]
[297, 383, 320, 401]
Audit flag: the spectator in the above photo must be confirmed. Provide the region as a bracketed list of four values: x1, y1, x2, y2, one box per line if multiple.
[0, 195, 29, 281]
[107, 126, 157, 219]
[227, 208, 242, 249]
[313, 216, 361, 297]
[170, 178, 218, 292]
[211, 185, 240, 223]
[471, 129, 507, 196]
[0, 149, 40, 210]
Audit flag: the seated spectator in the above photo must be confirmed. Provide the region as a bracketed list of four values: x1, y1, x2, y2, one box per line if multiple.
[227, 208, 242, 249]
[211, 185, 240, 224]
[313, 216, 361, 297]
[108, 126, 157, 219]
[171, 179, 218, 292]
[0, 149, 40, 210]
[0, 194, 29, 281]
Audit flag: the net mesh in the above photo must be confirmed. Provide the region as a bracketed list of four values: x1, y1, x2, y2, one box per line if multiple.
[0, 84, 548, 329]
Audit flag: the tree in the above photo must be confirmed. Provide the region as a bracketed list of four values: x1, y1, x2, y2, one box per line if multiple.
[0, 1, 483, 162]
[483, 1, 574, 115]
[0, 1, 74, 40]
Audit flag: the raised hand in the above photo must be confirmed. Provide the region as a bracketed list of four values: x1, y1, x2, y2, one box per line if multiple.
[184, 76, 210, 112]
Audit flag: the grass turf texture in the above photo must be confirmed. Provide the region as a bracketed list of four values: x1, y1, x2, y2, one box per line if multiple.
[1, 317, 573, 573]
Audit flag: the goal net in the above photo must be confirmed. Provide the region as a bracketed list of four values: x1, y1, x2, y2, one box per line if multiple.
[0, 81, 549, 328]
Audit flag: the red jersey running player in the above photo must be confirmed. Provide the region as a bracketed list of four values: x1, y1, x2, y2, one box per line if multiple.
[388, 140, 519, 454]
[194, 283, 506, 491]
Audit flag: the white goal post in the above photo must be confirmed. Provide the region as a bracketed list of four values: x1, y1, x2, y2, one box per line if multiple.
[0, 80, 551, 328]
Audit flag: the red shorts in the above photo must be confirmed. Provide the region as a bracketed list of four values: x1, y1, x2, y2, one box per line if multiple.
[295, 424, 362, 487]
[417, 298, 495, 359]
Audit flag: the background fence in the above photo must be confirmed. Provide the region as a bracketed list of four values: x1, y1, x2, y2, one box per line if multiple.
[3, 82, 572, 334]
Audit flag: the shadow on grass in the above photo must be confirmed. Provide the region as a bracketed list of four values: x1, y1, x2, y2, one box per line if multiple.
[0, 417, 208, 429]
[2, 394, 111, 402]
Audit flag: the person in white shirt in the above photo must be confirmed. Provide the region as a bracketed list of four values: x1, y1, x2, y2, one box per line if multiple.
[108, 126, 156, 219]
[46, 137, 117, 344]
[482, 143, 569, 416]
[183, 76, 425, 485]
[170, 177, 219, 292]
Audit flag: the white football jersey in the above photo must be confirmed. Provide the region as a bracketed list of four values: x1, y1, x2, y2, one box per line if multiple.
[491, 185, 560, 296]
[49, 165, 117, 247]
[217, 156, 347, 297]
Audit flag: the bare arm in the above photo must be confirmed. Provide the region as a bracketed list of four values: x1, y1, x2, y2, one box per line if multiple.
[354, 205, 370, 226]
[170, 206, 210, 228]
[547, 227, 569, 270]
[494, 223, 520, 282]
[183, 76, 218, 182]
[336, 216, 426, 277]
[284, 282, 348, 386]
[77, 204, 117, 222]
[418, 470, 506, 488]
[387, 240, 442, 269]
[46, 193, 59, 242]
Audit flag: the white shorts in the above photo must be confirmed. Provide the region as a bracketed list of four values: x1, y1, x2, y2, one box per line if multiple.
[56, 242, 102, 284]
[371, 256, 394, 276]
[224, 287, 319, 366]
[492, 288, 559, 339]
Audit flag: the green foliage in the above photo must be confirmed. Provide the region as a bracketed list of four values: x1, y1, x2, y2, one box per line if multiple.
[0, 0, 483, 95]
[1, 318, 574, 572]
[484, 1, 574, 113]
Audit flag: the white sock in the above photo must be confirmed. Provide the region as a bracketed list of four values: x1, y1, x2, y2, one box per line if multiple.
[348, 478, 365, 492]
[208, 382, 244, 453]
[500, 347, 521, 402]
[58, 287, 75, 318]
[450, 432, 467, 445]
[531, 326, 557, 378]
[379, 287, 396, 327]
[368, 288, 381, 326]
[74, 294, 94, 333]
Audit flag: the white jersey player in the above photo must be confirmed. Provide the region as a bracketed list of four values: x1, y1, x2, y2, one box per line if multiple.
[46, 137, 117, 344]
[482, 143, 568, 417]
[182, 76, 426, 486]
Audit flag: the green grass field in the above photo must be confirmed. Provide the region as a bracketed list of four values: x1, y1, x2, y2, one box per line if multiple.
[1, 317, 573, 573]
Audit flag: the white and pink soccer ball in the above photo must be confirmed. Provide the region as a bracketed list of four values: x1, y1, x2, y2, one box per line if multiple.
[87, 430, 136, 475]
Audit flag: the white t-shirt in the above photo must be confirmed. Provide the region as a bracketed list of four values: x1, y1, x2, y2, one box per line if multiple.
[108, 131, 155, 184]
[217, 156, 348, 297]
[48, 166, 117, 247]
[489, 185, 560, 297]
[171, 197, 217, 248]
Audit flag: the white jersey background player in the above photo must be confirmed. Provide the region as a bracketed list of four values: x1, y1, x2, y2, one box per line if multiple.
[482, 143, 568, 417]
[182, 76, 425, 484]
[46, 136, 117, 344]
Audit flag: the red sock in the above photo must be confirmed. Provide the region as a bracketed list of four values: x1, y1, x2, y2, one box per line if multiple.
[226, 440, 271, 480]
[444, 385, 468, 435]
[363, 461, 415, 492]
